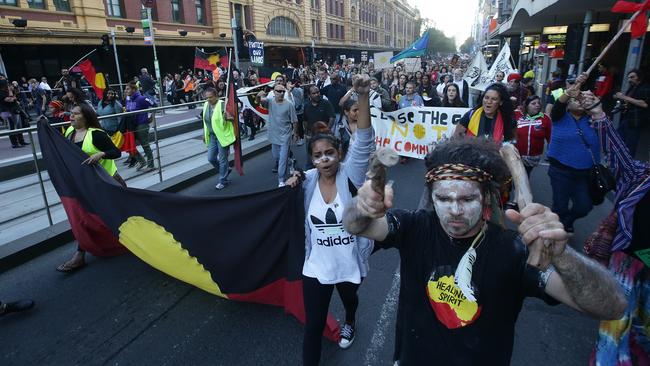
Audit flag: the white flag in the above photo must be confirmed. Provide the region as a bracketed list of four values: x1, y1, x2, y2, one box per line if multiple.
[463, 53, 488, 87]
[471, 46, 516, 91]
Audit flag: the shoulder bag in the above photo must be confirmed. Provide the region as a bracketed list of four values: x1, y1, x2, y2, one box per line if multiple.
[575, 121, 615, 205]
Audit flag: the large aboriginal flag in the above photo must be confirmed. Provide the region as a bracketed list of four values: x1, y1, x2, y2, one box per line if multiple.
[38, 122, 339, 341]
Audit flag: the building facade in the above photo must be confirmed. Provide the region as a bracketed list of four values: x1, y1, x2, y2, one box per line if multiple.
[0, 0, 420, 80]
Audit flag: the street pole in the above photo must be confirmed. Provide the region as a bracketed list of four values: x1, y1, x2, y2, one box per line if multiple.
[311, 39, 315, 64]
[144, 6, 164, 107]
[577, 10, 592, 75]
[231, 18, 240, 69]
[110, 28, 124, 98]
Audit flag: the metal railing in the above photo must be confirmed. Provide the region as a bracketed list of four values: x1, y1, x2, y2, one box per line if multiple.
[0, 99, 210, 227]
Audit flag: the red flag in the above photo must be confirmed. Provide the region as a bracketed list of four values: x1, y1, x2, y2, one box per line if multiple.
[612, 0, 650, 38]
[227, 77, 244, 176]
[194, 48, 219, 71]
[220, 49, 230, 70]
[77, 58, 106, 99]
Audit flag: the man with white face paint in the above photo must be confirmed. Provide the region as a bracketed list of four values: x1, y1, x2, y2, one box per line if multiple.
[342, 138, 627, 365]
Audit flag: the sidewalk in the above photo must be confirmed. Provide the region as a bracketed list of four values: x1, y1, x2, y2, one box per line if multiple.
[0, 125, 271, 259]
[0, 108, 199, 165]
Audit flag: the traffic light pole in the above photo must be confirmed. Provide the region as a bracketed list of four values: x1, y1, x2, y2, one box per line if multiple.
[110, 29, 124, 97]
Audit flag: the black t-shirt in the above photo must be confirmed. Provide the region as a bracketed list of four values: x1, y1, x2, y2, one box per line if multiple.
[321, 83, 348, 114]
[303, 99, 335, 130]
[459, 109, 516, 140]
[379, 209, 554, 366]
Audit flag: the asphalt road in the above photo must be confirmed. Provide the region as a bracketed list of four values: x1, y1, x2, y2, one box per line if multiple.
[0, 142, 613, 365]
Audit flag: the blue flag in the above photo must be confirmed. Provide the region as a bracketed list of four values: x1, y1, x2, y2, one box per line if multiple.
[390, 32, 430, 63]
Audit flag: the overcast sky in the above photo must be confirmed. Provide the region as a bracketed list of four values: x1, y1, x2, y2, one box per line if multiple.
[407, 0, 478, 46]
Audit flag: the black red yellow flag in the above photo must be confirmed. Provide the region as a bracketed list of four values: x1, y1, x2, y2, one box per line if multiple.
[38, 121, 339, 341]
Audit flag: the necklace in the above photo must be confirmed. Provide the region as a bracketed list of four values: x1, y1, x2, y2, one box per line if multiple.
[452, 224, 487, 302]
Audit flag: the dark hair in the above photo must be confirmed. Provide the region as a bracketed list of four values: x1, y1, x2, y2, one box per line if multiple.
[101, 88, 117, 108]
[523, 95, 541, 113]
[311, 121, 330, 135]
[307, 133, 340, 156]
[628, 68, 644, 81]
[442, 83, 466, 107]
[66, 87, 87, 103]
[480, 83, 515, 141]
[126, 81, 138, 90]
[423, 138, 511, 207]
[74, 102, 102, 130]
[342, 98, 358, 112]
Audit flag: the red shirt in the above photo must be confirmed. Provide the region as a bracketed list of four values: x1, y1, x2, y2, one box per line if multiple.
[594, 70, 613, 97]
[514, 111, 552, 157]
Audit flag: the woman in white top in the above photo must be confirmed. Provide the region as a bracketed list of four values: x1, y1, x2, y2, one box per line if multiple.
[286, 74, 375, 366]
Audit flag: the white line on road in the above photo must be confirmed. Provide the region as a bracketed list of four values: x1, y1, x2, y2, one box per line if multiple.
[363, 268, 400, 366]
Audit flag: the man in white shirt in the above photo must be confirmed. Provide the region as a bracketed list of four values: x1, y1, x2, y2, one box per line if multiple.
[453, 68, 469, 104]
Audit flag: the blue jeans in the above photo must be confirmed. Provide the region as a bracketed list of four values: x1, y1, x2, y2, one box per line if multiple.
[547, 164, 593, 229]
[272, 142, 290, 184]
[207, 135, 230, 184]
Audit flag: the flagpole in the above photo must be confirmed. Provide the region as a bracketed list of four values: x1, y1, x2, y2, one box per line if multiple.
[586, 9, 643, 75]
[54, 48, 98, 89]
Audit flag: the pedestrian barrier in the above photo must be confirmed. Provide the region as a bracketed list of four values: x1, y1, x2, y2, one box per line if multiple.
[0, 98, 240, 247]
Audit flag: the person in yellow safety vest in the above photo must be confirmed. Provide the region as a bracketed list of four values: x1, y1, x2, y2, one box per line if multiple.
[57, 103, 125, 273]
[202, 87, 235, 190]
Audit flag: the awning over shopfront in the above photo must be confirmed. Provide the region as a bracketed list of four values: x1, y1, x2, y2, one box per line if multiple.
[492, 0, 623, 37]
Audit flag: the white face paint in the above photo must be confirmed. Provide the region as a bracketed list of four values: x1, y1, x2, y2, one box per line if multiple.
[431, 180, 484, 238]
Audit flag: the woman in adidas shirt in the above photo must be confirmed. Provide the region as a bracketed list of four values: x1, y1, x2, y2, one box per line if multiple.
[286, 74, 375, 366]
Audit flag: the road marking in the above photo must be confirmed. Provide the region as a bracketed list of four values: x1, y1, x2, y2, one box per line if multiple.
[363, 268, 400, 366]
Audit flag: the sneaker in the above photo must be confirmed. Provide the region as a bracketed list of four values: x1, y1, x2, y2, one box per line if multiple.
[215, 182, 226, 190]
[136, 161, 147, 171]
[338, 323, 355, 349]
[278, 182, 286, 188]
[248, 136, 255, 141]
[122, 158, 132, 166]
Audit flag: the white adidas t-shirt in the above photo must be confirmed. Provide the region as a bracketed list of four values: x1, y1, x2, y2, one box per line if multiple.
[302, 189, 361, 284]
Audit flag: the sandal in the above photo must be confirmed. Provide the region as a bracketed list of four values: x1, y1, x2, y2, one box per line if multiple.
[56, 261, 86, 273]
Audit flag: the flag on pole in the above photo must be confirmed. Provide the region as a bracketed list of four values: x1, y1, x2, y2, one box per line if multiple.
[612, 0, 650, 38]
[37, 120, 341, 342]
[194, 48, 220, 71]
[227, 73, 244, 176]
[77, 52, 107, 99]
[390, 32, 429, 63]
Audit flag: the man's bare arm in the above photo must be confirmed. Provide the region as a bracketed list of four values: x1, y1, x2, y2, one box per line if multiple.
[545, 247, 627, 320]
[343, 180, 392, 241]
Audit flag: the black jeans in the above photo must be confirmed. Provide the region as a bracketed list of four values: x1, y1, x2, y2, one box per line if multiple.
[243, 110, 257, 138]
[5, 112, 26, 146]
[133, 123, 153, 167]
[302, 276, 360, 366]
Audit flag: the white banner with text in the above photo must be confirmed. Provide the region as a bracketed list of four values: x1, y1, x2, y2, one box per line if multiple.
[370, 106, 470, 159]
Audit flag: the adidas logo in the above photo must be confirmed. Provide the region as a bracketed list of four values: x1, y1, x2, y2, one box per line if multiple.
[310, 208, 355, 246]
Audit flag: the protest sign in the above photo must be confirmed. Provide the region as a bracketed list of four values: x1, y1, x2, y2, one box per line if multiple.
[371, 106, 470, 159]
[374, 51, 394, 70]
[248, 41, 264, 66]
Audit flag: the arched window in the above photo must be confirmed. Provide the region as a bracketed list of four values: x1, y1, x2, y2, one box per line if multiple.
[267, 16, 299, 37]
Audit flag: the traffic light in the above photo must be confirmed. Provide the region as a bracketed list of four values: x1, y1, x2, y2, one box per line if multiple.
[101, 34, 110, 51]
[234, 26, 246, 59]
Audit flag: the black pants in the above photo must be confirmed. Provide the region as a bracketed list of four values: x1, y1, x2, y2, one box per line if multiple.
[296, 113, 305, 139]
[6, 113, 26, 146]
[243, 111, 257, 138]
[302, 276, 360, 366]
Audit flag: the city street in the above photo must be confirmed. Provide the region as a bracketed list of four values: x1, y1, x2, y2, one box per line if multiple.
[0, 144, 611, 366]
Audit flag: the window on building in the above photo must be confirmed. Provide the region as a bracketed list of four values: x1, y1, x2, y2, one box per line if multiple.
[311, 0, 319, 9]
[0, 0, 17, 5]
[267, 16, 299, 38]
[106, 0, 123, 18]
[54, 0, 70, 11]
[244, 5, 252, 29]
[232, 3, 243, 27]
[195, 0, 205, 25]
[311, 19, 319, 39]
[171, 0, 184, 23]
[27, 0, 45, 9]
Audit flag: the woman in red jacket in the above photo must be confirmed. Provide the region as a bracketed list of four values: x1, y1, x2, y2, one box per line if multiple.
[514, 95, 552, 176]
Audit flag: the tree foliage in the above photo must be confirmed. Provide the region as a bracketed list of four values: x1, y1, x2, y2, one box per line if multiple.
[425, 28, 457, 54]
[459, 37, 474, 54]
